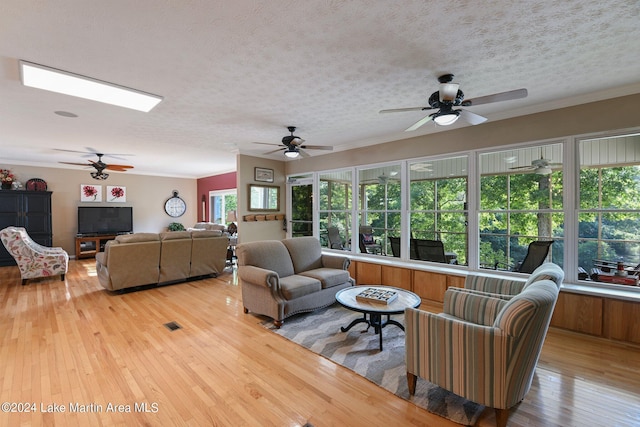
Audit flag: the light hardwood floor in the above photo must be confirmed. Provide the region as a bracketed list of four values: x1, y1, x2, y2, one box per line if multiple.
[1, 260, 639, 426]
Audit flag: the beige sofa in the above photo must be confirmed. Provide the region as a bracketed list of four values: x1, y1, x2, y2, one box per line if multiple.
[236, 236, 354, 327]
[96, 230, 229, 291]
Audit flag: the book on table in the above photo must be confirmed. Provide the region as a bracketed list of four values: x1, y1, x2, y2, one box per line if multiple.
[356, 288, 398, 304]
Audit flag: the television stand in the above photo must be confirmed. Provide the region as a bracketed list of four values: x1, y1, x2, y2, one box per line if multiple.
[75, 234, 117, 259]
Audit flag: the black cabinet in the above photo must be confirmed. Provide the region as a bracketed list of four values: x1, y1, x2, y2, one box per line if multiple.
[0, 191, 52, 266]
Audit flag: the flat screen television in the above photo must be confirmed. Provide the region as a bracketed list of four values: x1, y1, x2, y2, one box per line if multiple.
[77, 206, 133, 236]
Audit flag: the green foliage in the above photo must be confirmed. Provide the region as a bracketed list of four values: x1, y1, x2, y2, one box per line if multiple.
[168, 222, 185, 231]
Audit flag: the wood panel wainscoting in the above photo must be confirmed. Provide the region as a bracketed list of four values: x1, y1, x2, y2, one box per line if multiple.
[1, 259, 639, 426]
[351, 260, 640, 345]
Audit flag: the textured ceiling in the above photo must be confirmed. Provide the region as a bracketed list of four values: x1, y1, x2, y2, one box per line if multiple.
[1, 0, 639, 178]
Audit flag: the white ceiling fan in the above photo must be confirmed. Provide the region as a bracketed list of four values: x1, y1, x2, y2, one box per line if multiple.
[508, 149, 562, 175]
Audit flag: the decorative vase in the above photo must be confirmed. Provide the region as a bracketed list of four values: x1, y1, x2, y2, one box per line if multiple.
[1, 182, 12, 190]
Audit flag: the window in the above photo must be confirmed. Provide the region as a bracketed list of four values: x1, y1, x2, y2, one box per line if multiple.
[578, 133, 640, 286]
[409, 156, 468, 264]
[357, 165, 401, 255]
[479, 143, 564, 271]
[319, 170, 352, 248]
[209, 190, 237, 224]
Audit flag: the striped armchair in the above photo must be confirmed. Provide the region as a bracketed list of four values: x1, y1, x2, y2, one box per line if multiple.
[405, 279, 560, 427]
[0, 226, 68, 286]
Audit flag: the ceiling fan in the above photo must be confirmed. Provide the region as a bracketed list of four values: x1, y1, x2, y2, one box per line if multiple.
[380, 74, 527, 131]
[508, 151, 562, 175]
[254, 126, 333, 159]
[59, 152, 134, 180]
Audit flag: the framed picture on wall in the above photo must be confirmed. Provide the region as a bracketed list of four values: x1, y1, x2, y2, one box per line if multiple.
[107, 186, 126, 202]
[255, 167, 274, 183]
[80, 184, 102, 202]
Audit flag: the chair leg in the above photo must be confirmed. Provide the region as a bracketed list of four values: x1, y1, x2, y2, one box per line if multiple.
[495, 408, 510, 427]
[406, 372, 417, 395]
[22, 278, 28, 286]
[60, 274, 65, 281]
[273, 319, 283, 328]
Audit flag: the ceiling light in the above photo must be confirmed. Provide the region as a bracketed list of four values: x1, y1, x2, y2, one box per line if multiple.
[91, 171, 109, 180]
[535, 166, 552, 175]
[20, 60, 163, 112]
[284, 147, 300, 158]
[432, 110, 460, 126]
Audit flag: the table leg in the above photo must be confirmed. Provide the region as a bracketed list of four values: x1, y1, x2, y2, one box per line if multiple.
[340, 314, 369, 333]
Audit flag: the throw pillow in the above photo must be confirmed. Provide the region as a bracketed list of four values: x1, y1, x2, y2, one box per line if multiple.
[362, 233, 374, 244]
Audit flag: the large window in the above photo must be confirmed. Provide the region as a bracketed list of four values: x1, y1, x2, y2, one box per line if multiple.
[319, 170, 352, 248]
[286, 129, 640, 292]
[578, 133, 640, 285]
[358, 164, 401, 256]
[479, 144, 564, 271]
[409, 156, 468, 264]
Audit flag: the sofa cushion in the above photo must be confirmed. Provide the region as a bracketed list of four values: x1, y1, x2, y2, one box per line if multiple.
[160, 231, 192, 240]
[300, 268, 350, 289]
[115, 233, 159, 243]
[278, 274, 322, 300]
[281, 236, 323, 273]
[236, 240, 295, 278]
[191, 230, 223, 238]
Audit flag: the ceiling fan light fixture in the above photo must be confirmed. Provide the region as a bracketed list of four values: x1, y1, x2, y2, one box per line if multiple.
[90, 171, 109, 180]
[284, 147, 300, 158]
[20, 60, 163, 112]
[535, 166, 552, 175]
[433, 110, 460, 126]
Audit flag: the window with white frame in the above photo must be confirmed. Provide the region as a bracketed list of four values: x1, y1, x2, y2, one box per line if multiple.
[319, 170, 352, 249]
[478, 143, 564, 271]
[209, 190, 237, 224]
[578, 133, 640, 286]
[357, 165, 401, 256]
[409, 156, 468, 265]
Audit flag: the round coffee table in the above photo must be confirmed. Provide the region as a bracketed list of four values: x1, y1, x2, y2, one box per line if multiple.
[335, 286, 421, 351]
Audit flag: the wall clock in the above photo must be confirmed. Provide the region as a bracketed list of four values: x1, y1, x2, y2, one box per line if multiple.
[164, 191, 186, 217]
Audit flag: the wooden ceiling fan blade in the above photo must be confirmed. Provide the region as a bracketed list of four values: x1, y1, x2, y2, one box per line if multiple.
[380, 106, 429, 114]
[106, 164, 134, 169]
[405, 115, 433, 132]
[105, 165, 133, 171]
[462, 88, 528, 106]
[460, 109, 488, 125]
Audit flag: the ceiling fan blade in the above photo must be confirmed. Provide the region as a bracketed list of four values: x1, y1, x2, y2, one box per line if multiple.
[298, 149, 311, 158]
[59, 161, 91, 167]
[460, 109, 488, 125]
[379, 107, 430, 114]
[263, 148, 285, 155]
[105, 165, 133, 171]
[405, 115, 433, 132]
[509, 165, 535, 170]
[300, 145, 333, 151]
[105, 164, 134, 169]
[462, 88, 528, 107]
[253, 142, 281, 147]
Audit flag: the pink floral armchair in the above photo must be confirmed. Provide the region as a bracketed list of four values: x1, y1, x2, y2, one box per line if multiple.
[0, 226, 68, 285]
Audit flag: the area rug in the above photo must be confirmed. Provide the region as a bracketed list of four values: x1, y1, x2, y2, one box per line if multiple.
[262, 304, 484, 426]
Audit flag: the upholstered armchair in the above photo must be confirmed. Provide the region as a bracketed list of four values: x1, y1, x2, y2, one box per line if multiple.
[0, 226, 68, 285]
[405, 278, 560, 427]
